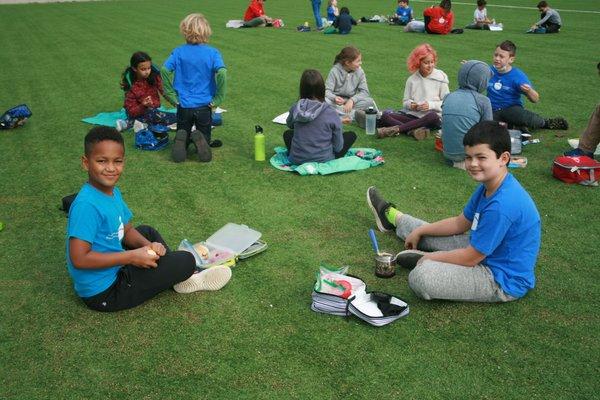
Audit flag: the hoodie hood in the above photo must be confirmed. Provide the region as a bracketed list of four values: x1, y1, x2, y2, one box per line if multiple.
[458, 60, 492, 93]
[292, 99, 328, 123]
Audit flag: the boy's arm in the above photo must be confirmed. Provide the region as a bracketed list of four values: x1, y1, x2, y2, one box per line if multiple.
[521, 84, 539, 103]
[69, 237, 159, 269]
[122, 223, 166, 256]
[421, 246, 485, 267]
[210, 67, 227, 108]
[405, 213, 471, 249]
[160, 65, 179, 106]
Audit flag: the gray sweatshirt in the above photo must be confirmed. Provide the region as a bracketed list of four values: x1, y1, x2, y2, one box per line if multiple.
[325, 63, 372, 104]
[286, 99, 343, 164]
[442, 60, 493, 162]
[536, 8, 562, 26]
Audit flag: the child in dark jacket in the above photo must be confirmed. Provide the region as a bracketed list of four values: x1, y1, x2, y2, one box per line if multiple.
[333, 7, 358, 34]
[283, 69, 356, 164]
[118, 51, 176, 131]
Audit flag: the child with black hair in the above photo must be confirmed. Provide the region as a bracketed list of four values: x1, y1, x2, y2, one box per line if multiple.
[465, 0, 493, 30]
[367, 121, 541, 302]
[66, 126, 232, 312]
[528, 1, 562, 34]
[405, 0, 454, 34]
[283, 69, 356, 164]
[332, 7, 358, 34]
[116, 51, 177, 131]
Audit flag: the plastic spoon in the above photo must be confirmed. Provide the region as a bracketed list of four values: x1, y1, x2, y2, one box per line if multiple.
[369, 229, 380, 256]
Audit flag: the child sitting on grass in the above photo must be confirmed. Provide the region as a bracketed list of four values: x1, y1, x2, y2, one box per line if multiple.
[405, 0, 454, 34]
[283, 69, 356, 164]
[162, 13, 227, 163]
[325, 46, 377, 125]
[331, 7, 358, 34]
[528, 1, 562, 34]
[377, 43, 449, 140]
[367, 121, 541, 302]
[326, 0, 339, 24]
[116, 51, 177, 132]
[392, 0, 414, 25]
[66, 127, 232, 312]
[488, 40, 567, 132]
[442, 60, 493, 168]
[465, 0, 493, 30]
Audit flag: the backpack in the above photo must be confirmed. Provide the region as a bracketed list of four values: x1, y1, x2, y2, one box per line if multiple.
[135, 128, 169, 151]
[0, 104, 32, 130]
[552, 155, 600, 186]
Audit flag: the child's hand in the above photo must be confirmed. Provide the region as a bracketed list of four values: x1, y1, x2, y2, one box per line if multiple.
[130, 246, 159, 269]
[142, 96, 153, 107]
[343, 99, 354, 113]
[418, 102, 429, 111]
[410, 102, 419, 111]
[149, 242, 166, 257]
[335, 96, 346, 105]
[520, 84, 532, 94]
[404, 231, 421, 250]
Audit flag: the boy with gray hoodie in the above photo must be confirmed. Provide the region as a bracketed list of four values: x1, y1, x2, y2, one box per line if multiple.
[442, 60, 493, 166]
[284, 69, 357, 165]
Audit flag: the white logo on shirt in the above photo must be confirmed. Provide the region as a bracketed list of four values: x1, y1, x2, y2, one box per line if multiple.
[106, 216, 125, 241]
[472, 213, 480, 231]
[439, 17, 445, 23]
[494, 81, 502, 90]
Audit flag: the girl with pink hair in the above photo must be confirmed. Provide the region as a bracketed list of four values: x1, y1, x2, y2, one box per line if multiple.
[377, 43, 449, 140]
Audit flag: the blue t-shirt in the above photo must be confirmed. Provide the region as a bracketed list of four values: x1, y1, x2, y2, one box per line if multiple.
[487, 66, 532, 111]
[66, 183, 132, 298]
[463, 173, 541, 298]
[163, 44, 225, 108]
[395, 6, 412, 23]
[327, 5, 336, 22]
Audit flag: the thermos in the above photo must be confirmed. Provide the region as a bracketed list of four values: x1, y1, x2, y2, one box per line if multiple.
[254, 125, 266, 161]
[508, 129, 522, 155]
[365, 107, 377, 135]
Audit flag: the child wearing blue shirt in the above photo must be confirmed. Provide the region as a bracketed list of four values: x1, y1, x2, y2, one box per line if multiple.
[162, 13, 227, 163]
[66, 127, 231, 311]
[393, 0, 413, 25]
[367, 121, 541, 302]
[487, 40, 567, 132]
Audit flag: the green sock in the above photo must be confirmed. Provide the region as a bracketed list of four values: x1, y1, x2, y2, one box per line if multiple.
[385, 206, 401, 227]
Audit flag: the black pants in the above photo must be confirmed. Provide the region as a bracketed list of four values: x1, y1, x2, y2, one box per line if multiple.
[493, 105, 546, 130]
[82, 225, 195, 312]
[283, 130, 357, 159]
[177, 105, 212, 142]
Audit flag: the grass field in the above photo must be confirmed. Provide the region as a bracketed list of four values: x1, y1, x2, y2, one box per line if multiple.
[0, 0, 599, 398]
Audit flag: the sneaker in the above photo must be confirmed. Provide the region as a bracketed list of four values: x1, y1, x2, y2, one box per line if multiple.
[366, 186, 395, 232]
[172, 129, 188, 163]
[395, 250, 426, 270]
[354, 110, 366, 129]
[376, 126, 401, 138]
[115, 119, 129, 132]
[564, 148, 594, 159]
[209, 139, 223, 148]
[547, 117, 569, 130]
[173, 266, 232, 294]
[191, 131, 212, 162]
[408, 127, 429, 141]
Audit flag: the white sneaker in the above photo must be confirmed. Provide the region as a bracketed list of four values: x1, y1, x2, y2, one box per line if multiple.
[133, 120, 147, 133]
[115, 119, 128, 132]
[173, 266, 232, 294]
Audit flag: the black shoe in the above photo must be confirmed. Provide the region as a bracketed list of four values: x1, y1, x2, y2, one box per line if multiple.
[209, 139, 223, 148]
[191, 131, 212, 162]
[366, 186, 395, 232]
[547, 117, 569, 130]
[395, 250, 426, 270]
[172, 130, 188, 163]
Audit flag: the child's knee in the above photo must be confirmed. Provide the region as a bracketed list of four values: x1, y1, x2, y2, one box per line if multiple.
[408, 264, 434, 300]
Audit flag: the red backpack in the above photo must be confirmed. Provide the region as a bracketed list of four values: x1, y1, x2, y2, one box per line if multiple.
[552, 155, 600, 186]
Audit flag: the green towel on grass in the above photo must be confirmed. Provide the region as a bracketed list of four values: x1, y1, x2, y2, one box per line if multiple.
[81, 107, 176, 128]
[270, 147, 384, 175]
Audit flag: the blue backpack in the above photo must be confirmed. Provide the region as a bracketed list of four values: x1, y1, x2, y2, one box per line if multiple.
[0, 104, 32, 130]
[135, 128, 169, 151]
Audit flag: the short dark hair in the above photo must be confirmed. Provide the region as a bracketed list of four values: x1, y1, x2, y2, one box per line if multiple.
[84, 126, 124, 156]
[340, 6, 350, 14]
[439, 0, 451, 11]
[463, 121, 511, 159]
[537, 1, 548, 8]
[497, 40, 517, 56]
[299, 69, 325, 101]
[477, 0, 486, 6]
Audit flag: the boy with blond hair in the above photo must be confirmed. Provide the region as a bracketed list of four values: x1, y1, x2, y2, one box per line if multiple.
[162, 13, 227, 163]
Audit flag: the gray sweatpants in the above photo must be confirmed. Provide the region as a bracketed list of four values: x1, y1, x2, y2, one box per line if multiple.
[396, 215, 516, 303]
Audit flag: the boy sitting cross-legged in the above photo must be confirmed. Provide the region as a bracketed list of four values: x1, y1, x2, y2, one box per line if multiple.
[66, 127, 231, 312]
[367, 121, 541, 302]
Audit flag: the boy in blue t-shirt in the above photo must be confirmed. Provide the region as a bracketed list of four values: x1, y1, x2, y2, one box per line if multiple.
[162, 13, 227, 163]
[393, 0, 413, 25]
[487, 40, 567, 133]
[367, 121, 541, 302]
[66, 127, 231, 311]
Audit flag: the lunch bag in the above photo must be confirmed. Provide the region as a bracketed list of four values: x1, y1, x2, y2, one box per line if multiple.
[552, 155, 600, 186]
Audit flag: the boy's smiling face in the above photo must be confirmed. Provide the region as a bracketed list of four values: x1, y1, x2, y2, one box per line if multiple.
[82, 140, 125, 195]
[464, 143, 509, 185]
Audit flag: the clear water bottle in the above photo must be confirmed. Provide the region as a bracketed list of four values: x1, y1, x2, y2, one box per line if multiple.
[365, 107, 377, 135]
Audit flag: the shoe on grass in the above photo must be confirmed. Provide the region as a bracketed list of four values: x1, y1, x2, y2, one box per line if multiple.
[396, 250, 426, 270]
[408, 127, 429, 141]
[172, 130, 188, 163]
[191, 131, 212, 162]
[366, 186, 395, 232]
[173, 265, 232, 294]
[209, 139, 223, 148]
[376, 126, 400, 138]
[547, 117, 569, 130]
[354, 110, 366, 129]
[564, 148, 594, 159]
[115, 119, 129, 132]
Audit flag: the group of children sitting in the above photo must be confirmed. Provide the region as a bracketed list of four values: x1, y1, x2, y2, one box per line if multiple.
[66, 6, 584, 313]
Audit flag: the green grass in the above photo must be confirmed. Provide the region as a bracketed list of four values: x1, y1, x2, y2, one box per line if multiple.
[0, 0, 599, 398]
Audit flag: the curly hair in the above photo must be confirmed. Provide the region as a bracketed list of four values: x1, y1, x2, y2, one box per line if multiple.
[180, 13, 212, 44]
[406, 43, 437, 73]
